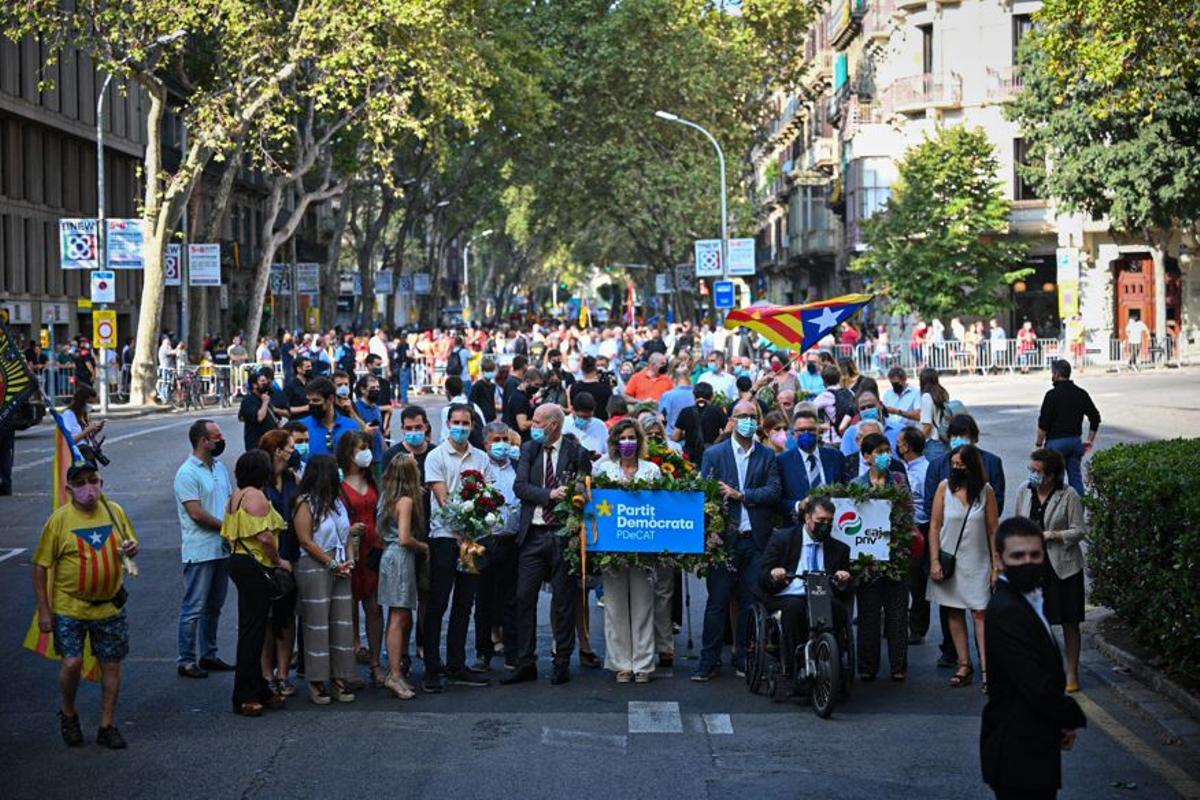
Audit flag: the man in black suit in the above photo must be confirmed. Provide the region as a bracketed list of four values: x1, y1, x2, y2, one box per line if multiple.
[924, 413, 1006, 667]
[501, 403, 592, 686]
[982, 516, 1086, 800]
[758, 497, 853, 673]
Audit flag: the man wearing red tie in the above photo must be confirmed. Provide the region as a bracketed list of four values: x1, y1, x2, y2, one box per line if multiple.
[503, 404, 592, 686]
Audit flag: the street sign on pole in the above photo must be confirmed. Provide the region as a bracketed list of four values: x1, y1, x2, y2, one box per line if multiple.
[413, 273, 432, 295]
[655, 273, 674, 294]
[188, 244, 222, 286]
[694, 239, 723, 278]
[59, 219, 99, 269]
[726, 238, 756, 276]
[164, 244, 182, 286]
[105, 219, 148, 269]
[397, 274, 415, 295]
[90, 270, 116, 304]
[713, 280, 735, 309]
[375, 269, 394, 295]
[92, 309, 117, 348]
[270, 264, 292, 295]
[296, 263, 321, 294]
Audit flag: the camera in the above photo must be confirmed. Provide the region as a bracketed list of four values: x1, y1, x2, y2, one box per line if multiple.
[80, 441, 111, 467]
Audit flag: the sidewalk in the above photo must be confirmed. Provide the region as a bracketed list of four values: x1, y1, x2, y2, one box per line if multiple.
[100, 402, 238, 420]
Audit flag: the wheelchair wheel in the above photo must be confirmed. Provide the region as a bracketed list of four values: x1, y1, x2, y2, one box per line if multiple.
[744, 604, 767, 694]
[811, 632, 840, 719]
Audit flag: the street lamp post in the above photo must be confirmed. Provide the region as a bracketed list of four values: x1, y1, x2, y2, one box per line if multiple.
[462, 229, 493, 324]
[95, 29, 185, 412]
[654, 110, 729, 283]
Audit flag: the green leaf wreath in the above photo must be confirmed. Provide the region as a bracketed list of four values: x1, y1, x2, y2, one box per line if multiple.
[809, 482, 917, 583]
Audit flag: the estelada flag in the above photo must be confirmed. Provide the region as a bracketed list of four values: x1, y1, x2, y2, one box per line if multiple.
[723, 293, 873, 353]
[0, 322, 36, 436]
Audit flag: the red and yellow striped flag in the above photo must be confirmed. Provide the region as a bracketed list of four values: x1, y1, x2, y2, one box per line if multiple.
[723, 293, 872, 353]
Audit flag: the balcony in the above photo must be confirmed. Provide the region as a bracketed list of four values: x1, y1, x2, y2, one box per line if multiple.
[800, 137, 836, 174]
[843, 95, 889, 138]
[768, 95, 805, 143]
[801, 51, 834, 90]
[985, 65, 1024, 102]
[887, 72, 962, 113]
[897, 0, 925, 9]
[828, 0, 868, 50]
[862, 0, 896, 42]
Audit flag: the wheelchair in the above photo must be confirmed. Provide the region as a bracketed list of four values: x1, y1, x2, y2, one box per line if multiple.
[743, 570, 855, 719]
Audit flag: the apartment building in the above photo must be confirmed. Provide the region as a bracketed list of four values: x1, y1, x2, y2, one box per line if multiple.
[755, 0, 1195, 352]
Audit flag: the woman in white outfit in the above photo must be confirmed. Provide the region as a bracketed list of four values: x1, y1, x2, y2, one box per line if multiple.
[596, 419, 661, 683]
[927, 444, 998, 692]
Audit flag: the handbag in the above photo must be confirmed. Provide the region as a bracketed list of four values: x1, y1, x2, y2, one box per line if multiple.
[238, 539, 296, 600]
[932, 500, 972, 581]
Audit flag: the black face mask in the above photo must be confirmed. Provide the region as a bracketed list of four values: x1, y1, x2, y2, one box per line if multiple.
[810, 520, 833, 542]
[366, 390, 380, 403]
[210, 439, 226, 457]
[1005, 562, 1045, 593]
[309, 402, 325, 418]
[371, 367, 383, 376]
[287, 450, 303, 470]
[806, 363, 817, 374]
[890, 383, 905, 394]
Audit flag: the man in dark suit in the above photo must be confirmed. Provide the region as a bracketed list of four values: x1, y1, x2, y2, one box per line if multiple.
[692, 401, 782, 681]
[758, 497, 853, 673]
[502, 403, 592, 686]
[924, 413, 1007, 667]
[776, 408, 847, 520]
[982, 516, 1086, 800]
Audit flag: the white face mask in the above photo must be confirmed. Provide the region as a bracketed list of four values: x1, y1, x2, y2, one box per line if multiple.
[335, 385, 351, 398]
[353, 449, 373, 468]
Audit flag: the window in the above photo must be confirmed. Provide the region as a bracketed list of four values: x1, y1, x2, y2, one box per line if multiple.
[920, 24, 934, 73]
[1013, 138, 1039, 201]
[846, 157, 893, 247]
[1013, 15, 1034, 65]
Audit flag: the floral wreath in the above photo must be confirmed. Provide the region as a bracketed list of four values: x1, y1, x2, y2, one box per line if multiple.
[807, 482, 918, 583]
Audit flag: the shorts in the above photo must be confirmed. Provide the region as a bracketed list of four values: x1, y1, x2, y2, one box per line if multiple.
[53, 612, 130, 662]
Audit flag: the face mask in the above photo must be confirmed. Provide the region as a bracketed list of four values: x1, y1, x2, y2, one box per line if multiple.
[949, 436, 971, 450]
[1004, 562, 1045, 593]
[210, 439, 226, 457]
[449, 426, 471, 444]
[1027, 470, 1044, 488]
[404, 430, 426, 447]
[890, 383, 905, 395]
[288, 450, 303, 469]
[810, 520, 833, 542]
[806, 363, 818, 374]
[873, 452, 893, 472]
[490, 442, 509, 461]
[354, 449, 373, 468]
[365, 390, 380, 403]
[618, 440, 639, 459]
[771, 363, 784, 373]
[309, 402, 325, 417]
[505, 443, 520, 460]
[859, 407, 880, 422]
[295, 442, 310, 459]
[531, 427, 546, 443]
[795, 431, 818, 452]
[708, 363, 718, 373]
[950, 466, 968, 480]
[335, 385, 350, 398]
[769, 431, 788, 449]
[736, 417, 758, 438]
[574, 416, 590, 430]
[484, 371, 496, 381]
[69, 482, 103, 507]
[735, 368, 750, 379]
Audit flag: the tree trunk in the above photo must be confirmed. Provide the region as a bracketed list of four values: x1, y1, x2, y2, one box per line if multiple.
[130, 88, 168, 405]
[322, 197, 349, 329]
[1148, 228, 1169, 338]
[244, 179, 288, 348]
[196, 146, 243, 347]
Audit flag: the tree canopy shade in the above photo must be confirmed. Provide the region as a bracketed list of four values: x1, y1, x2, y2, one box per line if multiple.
[852, 126, 1030, 320]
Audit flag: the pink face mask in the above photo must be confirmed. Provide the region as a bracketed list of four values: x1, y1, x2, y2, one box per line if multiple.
[769, 431, 789, 449]
[69, 482, 103, 507]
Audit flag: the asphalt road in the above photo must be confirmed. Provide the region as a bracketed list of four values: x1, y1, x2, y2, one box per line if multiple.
[1, 372, 1198, 800]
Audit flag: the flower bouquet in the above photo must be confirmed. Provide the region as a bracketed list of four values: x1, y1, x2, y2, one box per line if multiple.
[646, 439, 696, 479]
[435, 469, 506, 574]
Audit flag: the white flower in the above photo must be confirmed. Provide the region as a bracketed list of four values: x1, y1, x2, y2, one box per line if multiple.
[461, 500, 475, 512]
[485, 513, 498, 525]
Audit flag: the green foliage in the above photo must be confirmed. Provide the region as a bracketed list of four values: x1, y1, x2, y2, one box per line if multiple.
[810, 483, 916, 583]
[1009, 18, 1200, 237]
[852, 126, 1030, 319]
[1085, 439, 1200, 680]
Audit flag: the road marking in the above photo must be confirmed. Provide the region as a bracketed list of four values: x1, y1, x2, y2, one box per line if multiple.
[540, 726, 628, 752]
[0, 548, 26, 564]
[13, 418, 197, 473]
[628, 701, 683, 734]
[1075, 693, 1200, 799]
[702, 713, 734, 735]
[998, 408, 1032, 415]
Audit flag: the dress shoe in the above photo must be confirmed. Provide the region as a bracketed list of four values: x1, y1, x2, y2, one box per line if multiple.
[550, 663, 571, 685]
[96, 725, 127, 750]
[579, 651, 601, 669]
[199, 657, 235, 672]
[177, 663, 209, 679]
[499, 664, 537, 685]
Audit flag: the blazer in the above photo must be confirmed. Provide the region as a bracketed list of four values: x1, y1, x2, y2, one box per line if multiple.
[699, 437, 782, 550]
[923, 447, 1006, 522]
[776, 446, 847, 519]
[758, 526, 853, 607]
[981, 580, 1087, 792]
[1013, 484, 1087, 579]
[513, 435, 593, 546]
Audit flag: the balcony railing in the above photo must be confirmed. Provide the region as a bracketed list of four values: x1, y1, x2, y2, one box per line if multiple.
[887, 72, 962, 113]
[768, 95, 805, 141]
[862, 0, 895, 41]
[802, 51, 834, 89]
[828, 0, 868, 50]
[801, 137, 836, 172]
[843, 95, 888, 138]
[985, 65, 1024, 102]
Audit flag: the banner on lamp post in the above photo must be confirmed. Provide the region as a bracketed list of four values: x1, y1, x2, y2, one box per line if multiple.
[375, 269, 394, 294]
[106, 219, 147, 269]
[59, 219, 99, 270]
[188, 244, 222, 286]
[694, 239, 723, 278]
[164, 244, 182, 286]
[726, 238, 756, 277]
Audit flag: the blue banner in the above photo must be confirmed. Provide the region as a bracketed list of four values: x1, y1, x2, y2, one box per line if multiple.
[588, 489, 705, 554]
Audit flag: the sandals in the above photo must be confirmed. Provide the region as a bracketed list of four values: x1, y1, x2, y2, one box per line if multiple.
[308, 682, 332, 705]
[235, 701, 264, 717]
[398, 655, 412, 677]
[370, 666, 388, 688]
[579, 651, 601, 669]
[891, 671, 906, 682]
[950, 664, 974, 688]
[330, 681, 357, 703]
[615, 671, 633, 683]
[355, 646, 371, 665]
[384, 674, 416, 700]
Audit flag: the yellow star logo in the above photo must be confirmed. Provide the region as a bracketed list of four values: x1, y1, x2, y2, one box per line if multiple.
[596, 500, 613, 517]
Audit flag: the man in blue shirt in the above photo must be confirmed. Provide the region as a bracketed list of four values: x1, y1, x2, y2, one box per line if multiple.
[354, 372, 386, 462]
[173, 420, 234, 678]
[882, 367, 921, 427]
[897, 427, 932, 643]
[302, 377, 362, 457]
[841, 390, 904, 457]
[798, 354, 825, 400]
[658, 365, 696, 436]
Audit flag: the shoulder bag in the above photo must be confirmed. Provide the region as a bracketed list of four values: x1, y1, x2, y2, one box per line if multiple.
[929, 495, 972, 581]
[232, 492, 296, 601]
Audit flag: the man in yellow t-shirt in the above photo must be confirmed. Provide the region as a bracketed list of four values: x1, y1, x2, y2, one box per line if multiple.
[33, 462, 139, 750]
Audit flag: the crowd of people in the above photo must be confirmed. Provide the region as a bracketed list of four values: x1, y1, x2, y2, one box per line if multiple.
[33, 318, 1101, 798]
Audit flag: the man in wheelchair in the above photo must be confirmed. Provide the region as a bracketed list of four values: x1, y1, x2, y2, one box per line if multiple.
[757, 496, 854, 678]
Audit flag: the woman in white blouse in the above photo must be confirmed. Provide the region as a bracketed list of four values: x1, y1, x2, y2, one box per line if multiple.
[595, 419, 661, 683]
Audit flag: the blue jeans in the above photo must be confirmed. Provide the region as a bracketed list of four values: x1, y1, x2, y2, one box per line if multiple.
[1046, 436, 1086, 496]
[698, 536, 762, 672]
[397, 366, 412, 404]
[177, 557, 230, 666]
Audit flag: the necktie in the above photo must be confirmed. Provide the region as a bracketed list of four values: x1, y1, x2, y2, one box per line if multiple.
[809, 542, 819, 572]
[807, 454, 821, 488]
[543, 445, 558, 526]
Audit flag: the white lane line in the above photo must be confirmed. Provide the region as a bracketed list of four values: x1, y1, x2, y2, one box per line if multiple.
[0, 548, 26, 564]
[14, 418, 197, 473]
[628, 701, 683, 734]
[702, 713, 733, 735]
[540, 726, 628, 752]
[997, 408, 1032, 415]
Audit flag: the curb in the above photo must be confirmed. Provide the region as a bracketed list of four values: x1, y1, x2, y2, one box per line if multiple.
[1084, 609, 1200, 749]
[101, 404, 239, 420]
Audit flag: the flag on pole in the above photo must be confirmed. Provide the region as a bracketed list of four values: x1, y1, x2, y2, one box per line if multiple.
[579, 295, 590, 329]
[0, 322, 37, 436]
[625, 282, 636, 326]
[723, 293, 873, 353]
